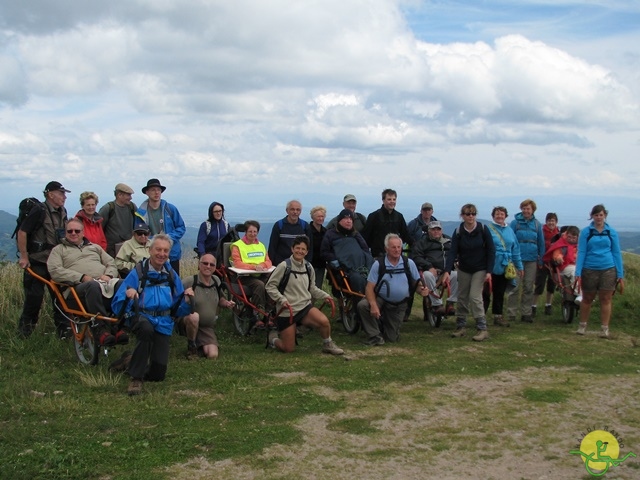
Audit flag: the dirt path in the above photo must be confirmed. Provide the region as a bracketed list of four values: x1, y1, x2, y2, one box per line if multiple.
[166, 367, 640, 479]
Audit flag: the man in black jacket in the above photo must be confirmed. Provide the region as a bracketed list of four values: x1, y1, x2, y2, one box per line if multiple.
[361, 188, 411, 258]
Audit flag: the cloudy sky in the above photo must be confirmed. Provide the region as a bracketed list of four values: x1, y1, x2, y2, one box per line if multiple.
[1, 0, 639, 224]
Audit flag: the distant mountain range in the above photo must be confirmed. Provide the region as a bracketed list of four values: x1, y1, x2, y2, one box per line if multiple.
[1, 210, 639, 261]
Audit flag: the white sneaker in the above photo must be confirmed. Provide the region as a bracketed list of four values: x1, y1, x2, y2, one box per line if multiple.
[576, 324, 587, 335]
[599, 327, 610, 339]
[322, 340, 344, 355]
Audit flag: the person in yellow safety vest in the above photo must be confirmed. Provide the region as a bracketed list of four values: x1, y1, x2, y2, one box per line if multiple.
[230, 220, 273, 327]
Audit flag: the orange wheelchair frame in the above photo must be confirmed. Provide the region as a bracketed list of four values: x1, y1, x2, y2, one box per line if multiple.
[326, 266, 364, 334]
[27, 267, 125, 365]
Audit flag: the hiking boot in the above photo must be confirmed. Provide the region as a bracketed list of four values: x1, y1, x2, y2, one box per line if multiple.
[57, 326, 72, 340]
[531, 306, 537, 318]
[109, 350, 132, 373]
[115, 330, 129, 345]
[599, 326, 610, 339]
[186, 341, 198, 360]
[362, 335, 385, 346]
[445, 302, 456, 316]
[520, 315, 533, 323]
[96, 325, 116, 347]
[576, 323, 587, 335]
[268, 329, 279, 348]
[493, 315, 510, 327]
[451, 327, 466, 338]
[322, 340, 344, 355]
[128, 378, 143, 396]
[472, 330, 489, 342]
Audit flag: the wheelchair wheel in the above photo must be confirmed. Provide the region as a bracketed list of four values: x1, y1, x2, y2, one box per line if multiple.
[422, 297, 443, 328]
[340, 296, 360, 334]
[562, 301, 575, 324]
[74, 323, 99, 366]
[223, 285, 255, 336]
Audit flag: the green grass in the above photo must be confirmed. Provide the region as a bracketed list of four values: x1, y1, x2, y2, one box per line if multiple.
[1, 255, 640, 479]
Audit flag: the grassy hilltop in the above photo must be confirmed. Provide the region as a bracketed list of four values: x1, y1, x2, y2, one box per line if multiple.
[0, 255, 639, 479]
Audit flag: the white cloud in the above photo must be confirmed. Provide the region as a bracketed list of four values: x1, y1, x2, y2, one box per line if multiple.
[0, 0, 638, 214]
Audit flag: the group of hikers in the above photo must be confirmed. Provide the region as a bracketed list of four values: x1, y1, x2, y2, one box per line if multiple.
[14, 180, 624, 395]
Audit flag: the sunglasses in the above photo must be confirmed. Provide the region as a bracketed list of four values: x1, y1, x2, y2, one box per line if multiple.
[463, 212, 477, 216]
[200, 261, 216, 267]
[135, 231, 149, 236]
[66, 229, 82, 234]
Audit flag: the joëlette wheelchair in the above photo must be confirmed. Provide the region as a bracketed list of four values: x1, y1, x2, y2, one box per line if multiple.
[326, 266, 365, 334]
[27, 267, 127, 365]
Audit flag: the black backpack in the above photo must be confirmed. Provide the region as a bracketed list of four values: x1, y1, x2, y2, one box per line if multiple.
[277, 258, 313, 294]
[587, 229, 612, 246]
[373, 256, 417, 298]
[134, 259, 182, 316]
[12, 197, 45, 239]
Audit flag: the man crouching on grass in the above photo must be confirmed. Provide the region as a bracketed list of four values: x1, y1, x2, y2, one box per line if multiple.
[111, 234, 190, 396]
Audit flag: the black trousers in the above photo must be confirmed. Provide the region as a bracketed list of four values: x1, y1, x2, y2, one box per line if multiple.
[128, 316, 171, 382]
[18, 261, 69, 337]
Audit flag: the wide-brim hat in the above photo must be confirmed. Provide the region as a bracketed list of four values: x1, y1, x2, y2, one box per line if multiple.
[142, 178, 166, 194]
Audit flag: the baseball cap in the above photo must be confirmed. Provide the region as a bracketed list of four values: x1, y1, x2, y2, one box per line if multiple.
[343, 194, 357, 202]
[428, 220, 442, 229]
[422, 202, 433, 210]
[44, 181, 71, 193]
[133, 220, 150, 233]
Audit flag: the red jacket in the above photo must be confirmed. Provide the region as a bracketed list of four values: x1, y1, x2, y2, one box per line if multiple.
[543, 224, 559, 251]
[543, 233, 576, 272]
[76, 210, 108, 251]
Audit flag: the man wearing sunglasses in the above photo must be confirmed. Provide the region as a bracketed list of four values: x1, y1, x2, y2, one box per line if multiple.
[177, 254, 235, 360]
[115, 220, 152, 277]
[48, 218, 125, 347]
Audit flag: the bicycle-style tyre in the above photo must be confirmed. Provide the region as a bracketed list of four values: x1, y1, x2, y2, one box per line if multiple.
[74, 323, 99, 365]
[223, 285, 254, 336]
[422, 297, 443, 328]
[562, 301, 575, 324]
[341, 296, 360, 334]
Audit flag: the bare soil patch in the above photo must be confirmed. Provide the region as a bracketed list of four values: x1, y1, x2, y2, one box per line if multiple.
[166, 367, 640, 479]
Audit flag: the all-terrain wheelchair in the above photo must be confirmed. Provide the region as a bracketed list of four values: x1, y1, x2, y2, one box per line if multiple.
[545, 263, 580, 324]
[218, 241, 294, 336]
[27, 267, 128, 365]
[326, 265, 365, 334]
